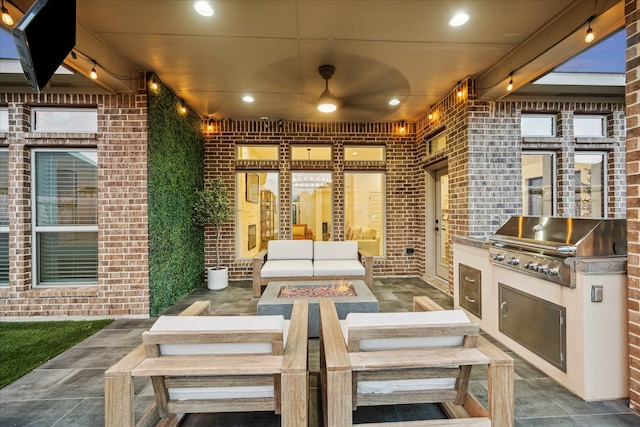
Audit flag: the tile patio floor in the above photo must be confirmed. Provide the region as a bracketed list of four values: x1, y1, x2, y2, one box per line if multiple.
[1, 277, 638, 426]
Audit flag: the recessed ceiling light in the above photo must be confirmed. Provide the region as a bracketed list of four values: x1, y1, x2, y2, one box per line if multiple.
[242, 95, 254, 103]
[389, 98, 400, 106]
[194, 1, 214, 17]
[449, 12, 469, 27]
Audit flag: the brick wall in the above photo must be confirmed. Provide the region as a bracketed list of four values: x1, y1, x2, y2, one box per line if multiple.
[626, 0, 640, 413]
[0, 93, 149, 317]
[204, 121, 421, 280]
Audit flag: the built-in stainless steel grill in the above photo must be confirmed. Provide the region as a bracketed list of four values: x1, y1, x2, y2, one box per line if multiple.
[488, 216, 627, 287]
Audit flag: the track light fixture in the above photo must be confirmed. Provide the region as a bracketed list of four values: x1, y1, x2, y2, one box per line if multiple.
[317, 65, 339, 113]
[585, 20, 595, 43]
[506, 74, 513, 91]
[1, 0, 13, 26]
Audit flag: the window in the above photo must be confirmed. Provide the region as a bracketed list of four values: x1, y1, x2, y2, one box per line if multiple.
[0, 149, 7, 285]
[291, 172, 332, 241]
[236, 172, 279, 258]
[574, 115, 606, 137]
[344, 172, 385, 256]
[344, 145, 385, 161]
[291, 145, 331, 161]
[32, 108, 98, 133]
[0, 107, 8, 132]
[33, 150, 98, 285]
[236, 145, 279, 160]
[575, 152, 606, 218]
[522, 153, 555, 216]
[428, 133, 446, 156]
[521, 115, 555, 137]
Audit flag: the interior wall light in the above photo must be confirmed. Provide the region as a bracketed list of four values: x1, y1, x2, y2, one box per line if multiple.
[317, 65, 339, 113]
[90, 62, 98, 80]
[506, 74, 514, 91]
[1, 0, 13, 26]
[585, 19, 595, 43]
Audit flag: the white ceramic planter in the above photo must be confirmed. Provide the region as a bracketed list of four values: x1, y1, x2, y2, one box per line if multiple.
[207, 267, 228, 290]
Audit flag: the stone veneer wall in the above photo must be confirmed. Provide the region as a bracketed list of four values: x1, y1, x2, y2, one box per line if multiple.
[0, 93, 149, 317]
[204, 122, 421, 280]
[626, 0, 640, 413]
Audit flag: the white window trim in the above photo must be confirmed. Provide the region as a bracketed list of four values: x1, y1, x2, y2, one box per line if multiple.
[0, 107, 8, 132]
[31, 148, 98, 287]
[236, 144, 279, 161]
[344, 145, 386, 161]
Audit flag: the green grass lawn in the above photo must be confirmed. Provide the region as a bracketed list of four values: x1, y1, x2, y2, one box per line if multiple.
[0, 319, 114, 388]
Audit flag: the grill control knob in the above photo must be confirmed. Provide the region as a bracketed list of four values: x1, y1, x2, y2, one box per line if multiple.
[492, 254, 505, 261]
[545, 267, 559, 276]
[524, 262, 536, 270]
[538, 265, 549, 274]
[507, 257, 520, 265]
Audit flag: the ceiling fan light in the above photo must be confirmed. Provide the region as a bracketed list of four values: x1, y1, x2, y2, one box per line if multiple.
[317, 88, 338, 113]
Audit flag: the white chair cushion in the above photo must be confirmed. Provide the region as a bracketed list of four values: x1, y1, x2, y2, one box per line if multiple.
[314, 241, 359, 260]
[150, 314, 286, 354]
[261, 260, 314, 277]
[150, 316, 290, 401]
[344, 310, 471, 351]
[267, 240, 313, 260]
[313, 260, 365, 277]
[342, 310, 471, 394]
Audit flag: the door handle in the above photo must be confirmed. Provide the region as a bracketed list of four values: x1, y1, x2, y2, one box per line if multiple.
[500, 301, 508, 317]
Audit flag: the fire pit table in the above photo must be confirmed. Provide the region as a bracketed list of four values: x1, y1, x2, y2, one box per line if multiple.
[257, 279, 379, 337]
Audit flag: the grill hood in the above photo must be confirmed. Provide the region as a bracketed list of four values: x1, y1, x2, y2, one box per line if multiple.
[489, 216, 627, 257]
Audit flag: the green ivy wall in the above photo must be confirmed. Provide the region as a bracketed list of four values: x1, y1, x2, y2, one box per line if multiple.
[147, 74, 205, 316]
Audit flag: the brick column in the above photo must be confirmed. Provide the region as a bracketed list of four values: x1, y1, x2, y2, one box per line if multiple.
[625, 0, 640, 414]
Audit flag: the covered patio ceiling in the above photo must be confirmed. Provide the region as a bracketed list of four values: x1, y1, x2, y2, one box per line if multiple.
[0, 0, 625, 122]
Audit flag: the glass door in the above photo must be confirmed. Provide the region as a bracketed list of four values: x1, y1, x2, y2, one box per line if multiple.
[435, 168, 449, 280]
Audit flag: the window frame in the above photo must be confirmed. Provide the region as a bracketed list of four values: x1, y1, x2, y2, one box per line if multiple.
[236, 144, 279, 161]
[521, 114, 556, 137]
[574, 151, 608, 218]
[31, 107, 98, 133]
[291, 145, 332, 161]
[0, 107, 8, 132]
[521, 151, 557, 216]
[573, 114, 607, 137]
[0, 148, 8, 286]
[343, 171, 386, 257]
[31, 148, 99, 287]
[344, 145, 386, 161]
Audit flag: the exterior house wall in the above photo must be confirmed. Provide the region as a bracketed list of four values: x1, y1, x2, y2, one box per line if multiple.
[204, 122, 422, 281]
[0, 93, 150, 317]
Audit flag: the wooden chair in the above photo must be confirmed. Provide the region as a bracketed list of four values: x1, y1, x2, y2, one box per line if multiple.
[105, 299, 309, 427]
[319, 297, 514, 427]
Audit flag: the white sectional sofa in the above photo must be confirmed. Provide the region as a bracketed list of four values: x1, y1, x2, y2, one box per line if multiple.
[252, 240, 373, 297]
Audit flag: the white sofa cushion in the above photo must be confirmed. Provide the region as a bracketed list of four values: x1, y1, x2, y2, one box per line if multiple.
[149, 315, 287, 401]
[261, 259, 314, 277]
[314, 241, 358, 260]
[267, 240, 313, 260]
[342, 310, 472, 394]
[313, 260, 365, 277]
